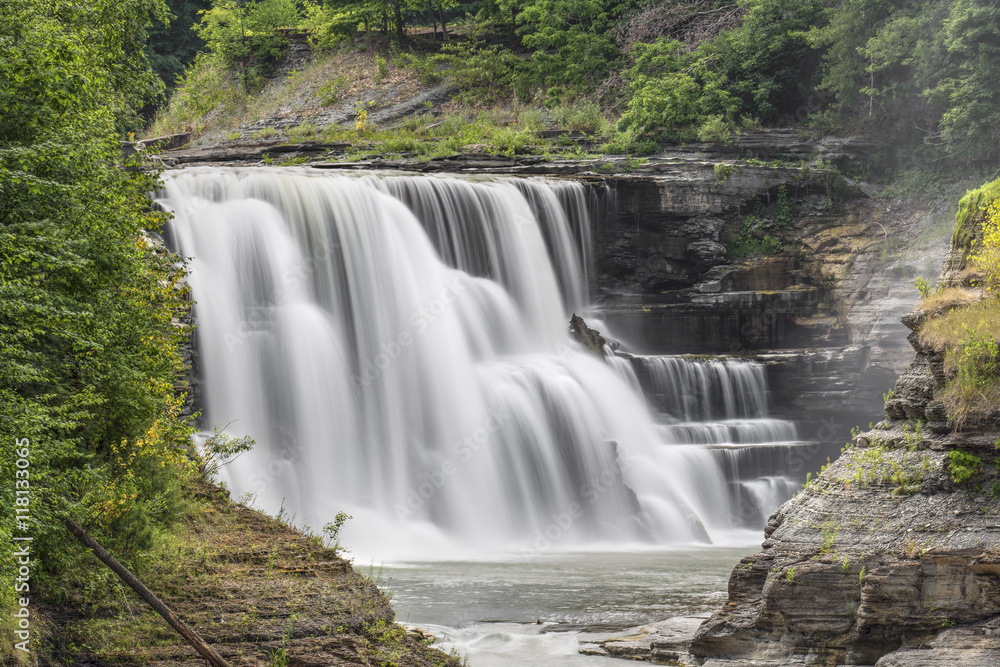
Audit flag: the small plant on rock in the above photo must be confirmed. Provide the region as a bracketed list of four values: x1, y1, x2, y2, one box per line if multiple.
[374, 54, 388, 81]
[947, 449, 983, 484]
[323, 511, 353, 557]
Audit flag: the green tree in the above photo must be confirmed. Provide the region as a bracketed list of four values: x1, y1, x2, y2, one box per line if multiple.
[518, 0, 618, 99]
[926, 0, 1000, 162]
[195, 0, 302, 90]
[804, 0, 897, 112]
[0, 0, 195, 617]
[617, 40, 739, 139]
[147, 0, 212, 99]
[617, 0, 821, 139]
[716, 0, 824, 123]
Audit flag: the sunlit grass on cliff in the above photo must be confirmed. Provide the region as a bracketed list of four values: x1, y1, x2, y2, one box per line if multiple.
[142, 36, 635, 165]
[920, 296, 1000, 428]
[919, 287, 981, 319]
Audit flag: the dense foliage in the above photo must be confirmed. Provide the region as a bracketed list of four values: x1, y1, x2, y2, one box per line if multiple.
[161, 0, 1000, 170]
[146, 0, 212, 99]
[195, 0, 302, 89]
[977, 197, 1000, 293]
[0, 0, 196, 633]
[918, 178, 1000, 428]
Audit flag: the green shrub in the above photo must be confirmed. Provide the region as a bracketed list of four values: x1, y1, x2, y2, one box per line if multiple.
[974, 197, 1000, 293]
[374, 54, 388, 81]
[697, 115, 736, 144]
[380, 135, 420, 153]
[600, 129, 658, 155]
[954, 325, 999, 390]
[550, 102, 606, 132]
[287, 122, 320, 140]
[947, 449, 983, 484]
[915, 277, 931, 298]
[323, 511, 353, 557]
[317, 76, 350, 106]
[401, 52, 443, 86]
[714, 163, 734, 183]
[489, 128, 532, 156]
[150, 54, 244, 135]
[728, 188, 796, 258]
[439, 41, 527, 105]
[617, 41, 740, 141]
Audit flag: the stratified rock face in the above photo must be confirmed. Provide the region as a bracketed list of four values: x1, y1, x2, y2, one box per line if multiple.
[874, 621, 1000, 666]
[690, 427, 1000, 666]
[692, 197, 1000, 666]
[592, 167, 835, 299]
[593, 169, 949, 446]
[595, 187, 947, 358]
[883, 317, 947, 427]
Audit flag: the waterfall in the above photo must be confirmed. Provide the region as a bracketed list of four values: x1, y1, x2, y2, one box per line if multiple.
[157, 167, 799, 558]
[623, 355, 803, 531]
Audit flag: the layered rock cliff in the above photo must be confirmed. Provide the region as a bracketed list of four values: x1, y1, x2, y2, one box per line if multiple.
[586, 157, 950, 444]
[690, 191, 1000, 667]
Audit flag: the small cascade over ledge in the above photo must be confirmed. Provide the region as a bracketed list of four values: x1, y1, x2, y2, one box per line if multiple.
[618, 356, 803, 527]
[157, 167, 805, 558]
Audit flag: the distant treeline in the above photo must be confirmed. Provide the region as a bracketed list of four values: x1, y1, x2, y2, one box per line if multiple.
[149, 0, 1000, 169]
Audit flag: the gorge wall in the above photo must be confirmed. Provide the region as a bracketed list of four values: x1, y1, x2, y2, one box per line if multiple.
[160, 128, 952, 471]
[576, 140, 950, 446]
[153, 133, 973, 665]
[688, 191, 1000, 667]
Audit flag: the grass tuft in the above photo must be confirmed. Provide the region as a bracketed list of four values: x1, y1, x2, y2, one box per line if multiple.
[920, 287, 980, 318]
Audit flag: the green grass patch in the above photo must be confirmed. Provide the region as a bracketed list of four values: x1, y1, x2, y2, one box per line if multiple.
[920, 298, 1000, 427]
[727, 186, 796, 259]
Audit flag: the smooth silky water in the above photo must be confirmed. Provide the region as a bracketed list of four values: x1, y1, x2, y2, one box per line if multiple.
[383, 548, 752, 666]
[157, 167, 811, 664]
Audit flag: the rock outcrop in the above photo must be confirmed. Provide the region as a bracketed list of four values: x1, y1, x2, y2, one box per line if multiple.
[580, 614, 710, 663]
[689, 426, 1000, 666]
[569, 313, 613, 357]
[590, 167, 949, 446]
[690, 194, 1000, 667]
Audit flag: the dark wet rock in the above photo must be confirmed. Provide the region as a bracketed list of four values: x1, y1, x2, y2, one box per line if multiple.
[569, 313, 609, 357]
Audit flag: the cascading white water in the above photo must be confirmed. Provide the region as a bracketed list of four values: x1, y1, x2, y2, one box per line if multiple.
[620, 355, 803, 528]
[157, 167, 795, 558]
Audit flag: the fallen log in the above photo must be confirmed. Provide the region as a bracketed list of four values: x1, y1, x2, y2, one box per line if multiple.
[65, 518, 231, 667]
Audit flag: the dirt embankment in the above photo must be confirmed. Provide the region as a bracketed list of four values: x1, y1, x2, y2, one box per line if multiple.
[35, 484, 459, 667]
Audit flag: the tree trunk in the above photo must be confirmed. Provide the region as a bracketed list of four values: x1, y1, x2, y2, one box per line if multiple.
[65, 519, 232, 667]
[427, 0, 438, 39]
[393, 0, 404, 39]
[437, 1, 448, 39]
